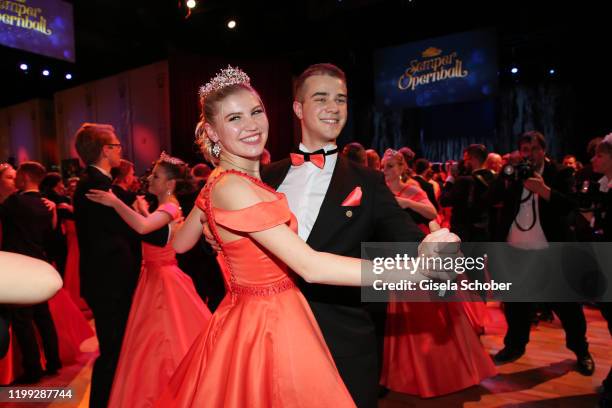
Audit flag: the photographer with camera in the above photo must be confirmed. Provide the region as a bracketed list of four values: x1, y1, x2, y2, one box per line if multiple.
[488, 131, 593, 376]
[440, 144, 496, 242]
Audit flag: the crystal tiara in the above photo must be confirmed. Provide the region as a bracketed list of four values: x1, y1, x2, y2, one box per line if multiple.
[199, 65, 250, 100]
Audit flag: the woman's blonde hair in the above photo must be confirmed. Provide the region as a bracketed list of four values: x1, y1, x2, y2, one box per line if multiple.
[382, 148, 407, 171]
[195, 67, 262, 166]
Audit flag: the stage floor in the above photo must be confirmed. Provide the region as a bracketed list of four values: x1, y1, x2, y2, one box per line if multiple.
[3, 303, 610, 408]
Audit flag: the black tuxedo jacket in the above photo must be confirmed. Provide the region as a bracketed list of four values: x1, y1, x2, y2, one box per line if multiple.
[439, 168, 496, 241]
[73, 166, 169, 305]
[0, 191, 54, 261]
[602, 189, 612, 241]
[413, 175, 439, 210]
[488, 160, 576, 242]
[262, 156, 424, 354]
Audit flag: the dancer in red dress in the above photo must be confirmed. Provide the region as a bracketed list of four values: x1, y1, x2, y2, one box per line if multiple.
[61, 217, 90, 312]
[86, 153, 212, 408]
[155, 66, 362, 408]
[379, 150, 496, 398]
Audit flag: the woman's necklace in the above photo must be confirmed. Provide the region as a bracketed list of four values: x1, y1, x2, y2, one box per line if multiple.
[220, 157, 260, 176]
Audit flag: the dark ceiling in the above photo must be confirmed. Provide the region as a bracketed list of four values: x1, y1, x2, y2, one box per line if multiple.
[0, 0, 607, 108]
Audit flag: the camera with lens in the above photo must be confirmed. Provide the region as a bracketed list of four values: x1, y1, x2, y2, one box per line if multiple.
[501, 159, 535, 181]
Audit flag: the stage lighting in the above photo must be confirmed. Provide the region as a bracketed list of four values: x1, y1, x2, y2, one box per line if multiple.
[510, 67, 519, 74]
[42, 69, 50, 77]
[19, 63, 28, 71]
[227, 20, 237, 29]
[186, 0, 196, 9]
[65, 73, 73, 80]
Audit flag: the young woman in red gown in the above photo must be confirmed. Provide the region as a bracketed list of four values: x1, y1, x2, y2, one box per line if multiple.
[152, 66, 369, 408]
[379, 150, 496, 398]
[86, 154, 212, 408]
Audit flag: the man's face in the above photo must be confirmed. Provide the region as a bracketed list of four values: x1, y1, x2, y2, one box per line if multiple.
[294, 75, 347, 145]
[486, 154, 503, 173]
[519, 141, 546, 167]
[463, 152, 475, 172]
[103, 133, 123, 167]
[563, 156, 577, 170]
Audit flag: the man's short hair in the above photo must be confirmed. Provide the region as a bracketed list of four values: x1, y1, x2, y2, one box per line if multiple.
[464, 144, 488, 164]
[342, 142, 366, 166]
[74, 123, 116, 165]
[17, 161, 46, 185]
[414, 158, 431, 175]
[294, 63, 346, 102]
[518, 130, 546, 151]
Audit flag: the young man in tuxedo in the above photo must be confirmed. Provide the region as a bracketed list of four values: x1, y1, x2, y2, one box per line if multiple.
[261, 64, 425, 408]
[0, 161, 62, 383]
[73, 123, 170, 408]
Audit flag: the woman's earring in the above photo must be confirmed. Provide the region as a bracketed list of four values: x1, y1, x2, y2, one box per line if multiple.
[212, 142, 221, 158]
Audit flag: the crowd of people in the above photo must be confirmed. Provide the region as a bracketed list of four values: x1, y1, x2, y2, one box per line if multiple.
[0, 63, 610, 408]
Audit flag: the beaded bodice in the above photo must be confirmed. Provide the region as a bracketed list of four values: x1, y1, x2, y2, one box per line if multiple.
[197, 170, 298, 298]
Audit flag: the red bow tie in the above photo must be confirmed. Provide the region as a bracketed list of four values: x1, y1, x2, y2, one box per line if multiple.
[290, 148, 338, 169]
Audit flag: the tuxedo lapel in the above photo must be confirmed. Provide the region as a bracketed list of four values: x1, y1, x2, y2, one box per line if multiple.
[261, 158, 291, 190]
[307, 157, 359, 249]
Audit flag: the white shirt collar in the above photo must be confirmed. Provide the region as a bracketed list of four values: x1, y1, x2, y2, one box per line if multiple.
[299, 143, 337, 154]
[91, 165, 112, 180]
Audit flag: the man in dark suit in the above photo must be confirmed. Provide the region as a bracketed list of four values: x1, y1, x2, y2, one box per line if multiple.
[487, 131, 593, 376]
[440, 144, 496, 242]
[262, 64, 425, 408]
[73, 123, 169, 408]
[0, 161, 62, 383]
[413, 158, 439, 210]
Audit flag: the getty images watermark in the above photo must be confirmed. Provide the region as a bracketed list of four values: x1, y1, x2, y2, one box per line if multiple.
[361, 242, 612, 302]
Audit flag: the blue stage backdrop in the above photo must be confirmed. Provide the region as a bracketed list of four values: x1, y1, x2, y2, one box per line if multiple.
[0, 0, 75, 62]
[374, 30, 498, 108]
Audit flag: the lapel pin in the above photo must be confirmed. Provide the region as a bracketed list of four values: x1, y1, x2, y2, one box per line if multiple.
[345, 210, 353, 218]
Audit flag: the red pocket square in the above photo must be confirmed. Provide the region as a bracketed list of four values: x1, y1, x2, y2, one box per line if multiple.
[341, 187, 362, 207]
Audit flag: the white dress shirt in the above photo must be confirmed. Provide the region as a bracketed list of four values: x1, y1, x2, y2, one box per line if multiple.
[277, 143, 337, 241]
[598, 175, 611, 193]
[507, 164, 549, 250]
